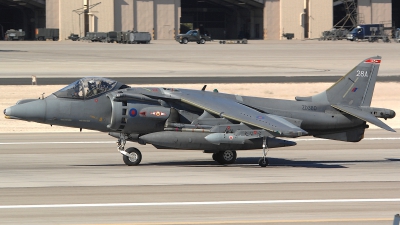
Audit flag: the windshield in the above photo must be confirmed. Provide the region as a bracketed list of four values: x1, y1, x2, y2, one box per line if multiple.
[350, 28, 360, 34]
[54, 77, 117, 99]
[185, 30, 193, 35]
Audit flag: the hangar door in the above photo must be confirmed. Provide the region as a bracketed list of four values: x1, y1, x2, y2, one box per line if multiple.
[181, 0, 264, 40]
[0, 0, 45, 40]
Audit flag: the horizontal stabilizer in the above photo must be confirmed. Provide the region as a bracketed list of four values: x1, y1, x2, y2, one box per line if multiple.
[332, 104, 396, 132]
[295, 96, 312, 102]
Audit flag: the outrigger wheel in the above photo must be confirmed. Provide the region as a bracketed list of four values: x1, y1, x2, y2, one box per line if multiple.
[258, 158, 269, 167]
[122, 147, 142, 166]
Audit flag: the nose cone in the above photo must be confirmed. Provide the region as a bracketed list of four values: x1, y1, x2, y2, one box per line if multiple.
[390, 110, 396, 118]
[4, 100, 46, 123]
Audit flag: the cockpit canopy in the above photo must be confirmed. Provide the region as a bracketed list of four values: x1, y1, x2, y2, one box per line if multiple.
[54, 77, 119, 99]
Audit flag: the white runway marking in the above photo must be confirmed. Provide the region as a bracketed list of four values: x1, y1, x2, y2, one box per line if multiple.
[0, 137, 399, 145]
[0, 198, 399, 209]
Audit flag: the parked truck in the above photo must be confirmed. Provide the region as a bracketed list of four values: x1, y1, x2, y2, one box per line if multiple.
[119, 31, 152, 44]
[176, 30, 211, 44]
[85, 32, 107, 42]
[346, 24, 390, 42]
[36, 28, 59, 41]
[107, 31, 120, 43]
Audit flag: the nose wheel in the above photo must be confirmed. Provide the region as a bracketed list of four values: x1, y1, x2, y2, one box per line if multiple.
[122, 147, 142, 166]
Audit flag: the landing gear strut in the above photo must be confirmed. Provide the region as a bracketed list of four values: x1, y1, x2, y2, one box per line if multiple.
[212, 150, 237, 165]
[117, 134, 142, 166]
[258, 137, 269, 167]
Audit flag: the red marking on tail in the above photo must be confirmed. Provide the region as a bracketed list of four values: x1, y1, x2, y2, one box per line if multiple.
[364, 59, 381, 64]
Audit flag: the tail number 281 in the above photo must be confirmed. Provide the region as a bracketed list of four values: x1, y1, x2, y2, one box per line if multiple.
[356, 70, 368, 77]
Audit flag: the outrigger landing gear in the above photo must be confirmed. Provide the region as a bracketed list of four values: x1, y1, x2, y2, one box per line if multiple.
[258, 137, 269, 167]
[117, 134, 142, 166]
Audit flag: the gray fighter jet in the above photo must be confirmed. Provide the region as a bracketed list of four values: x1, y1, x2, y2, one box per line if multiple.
[4, 56, 396, 167]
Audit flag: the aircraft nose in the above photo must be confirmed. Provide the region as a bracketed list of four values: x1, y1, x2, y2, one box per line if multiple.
[4, 107, 11, 117]
[4, 100, 46, 122]
[390, 110, 396, 118]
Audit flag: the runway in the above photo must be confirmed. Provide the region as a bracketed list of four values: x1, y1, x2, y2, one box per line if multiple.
[2, 40, 400, 81]
[0, 130, 399, 224]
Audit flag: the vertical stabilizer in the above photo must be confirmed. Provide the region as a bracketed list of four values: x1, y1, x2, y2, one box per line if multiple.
[308, 56, 381, 106]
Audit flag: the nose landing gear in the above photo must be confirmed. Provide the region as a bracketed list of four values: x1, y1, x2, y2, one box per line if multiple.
[117, 134, 142, 166]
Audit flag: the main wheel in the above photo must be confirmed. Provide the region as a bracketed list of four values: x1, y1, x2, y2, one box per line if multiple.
[183, 38, 188, 44]
[212, 153, 218, 161]
[258, 158, 269, 167]
[200, 38, 205, 44]
[122, 147, 142, 166]
[215, 150, 237, 164]
[197, 41, 201, 44]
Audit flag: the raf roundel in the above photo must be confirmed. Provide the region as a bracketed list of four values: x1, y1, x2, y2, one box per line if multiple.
[129, 108, 138, 117]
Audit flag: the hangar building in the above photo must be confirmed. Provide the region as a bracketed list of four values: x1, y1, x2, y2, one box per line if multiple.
[0, 0, 397, 41]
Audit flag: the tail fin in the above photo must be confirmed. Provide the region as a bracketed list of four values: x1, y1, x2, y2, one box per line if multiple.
[296, 56, 381, 106]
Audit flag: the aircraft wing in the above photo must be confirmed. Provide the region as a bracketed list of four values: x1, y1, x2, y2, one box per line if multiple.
[180, 93, 308, 137]
[332, 104, 396, 132]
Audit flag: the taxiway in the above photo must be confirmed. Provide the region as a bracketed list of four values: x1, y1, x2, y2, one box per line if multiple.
[0, 130, 399, 224]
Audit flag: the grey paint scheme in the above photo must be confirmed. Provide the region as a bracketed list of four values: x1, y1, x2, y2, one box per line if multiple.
[3, 56, 396, 164]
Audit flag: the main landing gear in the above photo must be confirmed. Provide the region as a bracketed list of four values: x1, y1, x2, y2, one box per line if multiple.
[117, 134, 142, 166]
[212, 150, 237, 165]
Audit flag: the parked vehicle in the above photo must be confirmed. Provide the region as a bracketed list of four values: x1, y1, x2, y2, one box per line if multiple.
[320, 28, 349, 41]
[68, 33, 79, 41]
[347, 24, 390, 42]
[85, 32, 107, 42]
[119, 31, 151, 44]
[107, 31, 120, 43]
[5, 29, 25, 41]
[175, 30, 212, 44]
[36, 28, 59, 41]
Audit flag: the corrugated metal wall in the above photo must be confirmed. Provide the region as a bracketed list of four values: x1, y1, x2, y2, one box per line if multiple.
[280, 0, 305, 40]
[156, 0, 175, 40]
[59, 0, 83, 40]
[91, 1, 114, 33]
[45, 0, 59, 29]
[115, 0, 134, 31]
[264, 0, 280, 40]
[48, 0, 180, 41]
[358, 0, 392, 25]
[308, 0, 332, 39]
[136, 0, 154, 34]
